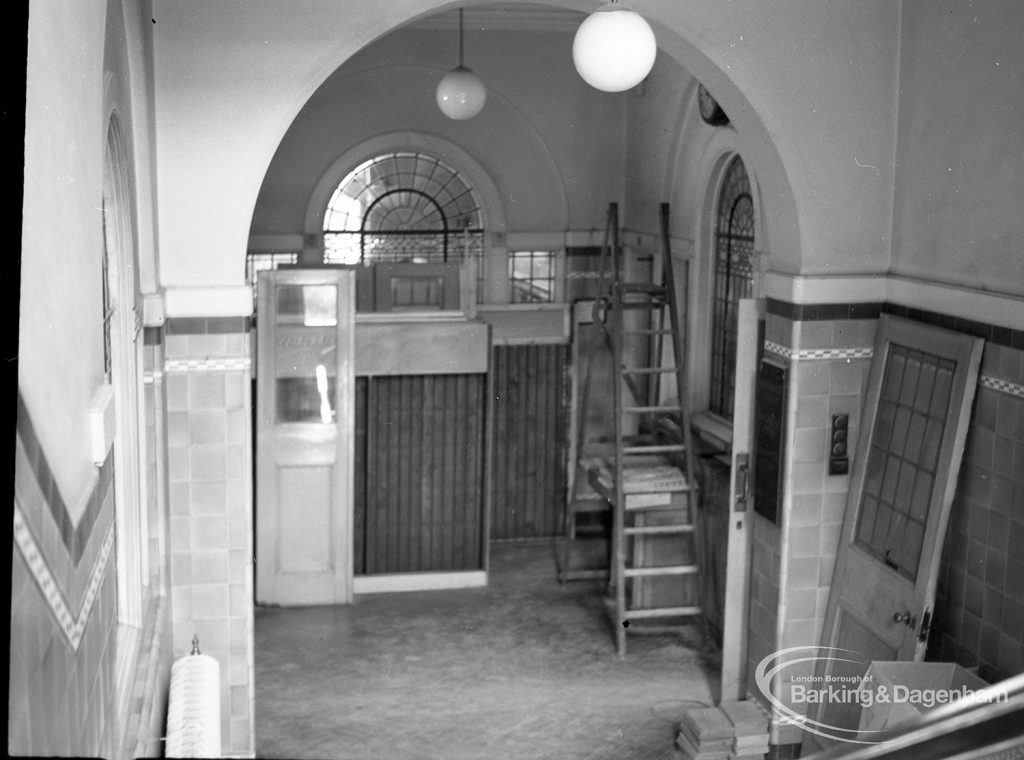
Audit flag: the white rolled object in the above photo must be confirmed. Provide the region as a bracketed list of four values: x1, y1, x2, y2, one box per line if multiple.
[165, 654, 222, 758]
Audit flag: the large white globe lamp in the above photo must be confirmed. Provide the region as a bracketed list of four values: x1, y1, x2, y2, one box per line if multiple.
[573, 2, 657, 92]
[437, 66, 487, 120]
[436, 9, 487, 120]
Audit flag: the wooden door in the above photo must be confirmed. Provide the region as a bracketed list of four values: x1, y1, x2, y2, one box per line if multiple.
[256, 269, 355, 605]
[814, 315, 983, 737]
[720, 298, 764, 700]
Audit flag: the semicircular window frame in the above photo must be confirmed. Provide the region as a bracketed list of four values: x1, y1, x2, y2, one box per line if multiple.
[323, 152, 484, 266]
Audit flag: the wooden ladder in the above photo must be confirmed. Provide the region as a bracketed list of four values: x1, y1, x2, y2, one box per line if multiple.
[562, 202, 702, 657]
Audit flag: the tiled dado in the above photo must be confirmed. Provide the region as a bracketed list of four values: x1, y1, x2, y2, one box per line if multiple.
[756, 297, 1023, 741]
[10, 398, 120, 757]
[162, 316, 255, 757]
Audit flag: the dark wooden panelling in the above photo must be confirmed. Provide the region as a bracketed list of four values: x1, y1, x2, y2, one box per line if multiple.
[354, 377, 368, 574]
[490, 344, 569, 540]
[356, 374, 485, 574]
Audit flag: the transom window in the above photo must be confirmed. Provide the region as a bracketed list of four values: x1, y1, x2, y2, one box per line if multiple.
[509, 250, 556, 303]
[323, 152, 484, 266]
[709, 156, 755, 420]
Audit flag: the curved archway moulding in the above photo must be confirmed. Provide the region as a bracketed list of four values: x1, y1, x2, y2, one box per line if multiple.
[156, 0, 815, 288]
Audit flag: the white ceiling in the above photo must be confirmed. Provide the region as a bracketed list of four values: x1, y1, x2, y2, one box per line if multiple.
[403, 3, 584, 33]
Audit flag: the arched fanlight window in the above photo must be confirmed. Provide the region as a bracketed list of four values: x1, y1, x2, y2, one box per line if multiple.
[323, 152, 483, 265]
[709, 155, 755, 420]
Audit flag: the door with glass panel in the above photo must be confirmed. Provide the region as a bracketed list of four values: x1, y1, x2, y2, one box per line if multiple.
[812, 316, 983, 740]
[256, 269, 355, 605]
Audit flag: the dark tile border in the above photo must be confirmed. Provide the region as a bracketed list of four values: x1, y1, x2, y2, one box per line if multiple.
[766, 298, 1022, 349]
[165, 316, 251, 335]
[16, 392, 112, 568]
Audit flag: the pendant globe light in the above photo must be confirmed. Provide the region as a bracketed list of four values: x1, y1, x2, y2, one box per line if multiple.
[436, 8, 487, 120]
[573, 1, 657, 92]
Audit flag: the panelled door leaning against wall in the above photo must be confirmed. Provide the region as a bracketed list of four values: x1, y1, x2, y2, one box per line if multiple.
[256, 268, 356, 605]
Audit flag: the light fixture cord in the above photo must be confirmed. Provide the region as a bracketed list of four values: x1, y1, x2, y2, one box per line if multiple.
[458, 8, 465, 67]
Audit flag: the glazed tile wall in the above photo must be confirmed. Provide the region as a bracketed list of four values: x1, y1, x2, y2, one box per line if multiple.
[9, 412, 119, 757]
[929, 342, 1024, 682]
[748, 299, 1024, 747]
[135, 328, 174, 757]
[164, 316, 256, 757]
[757, 314, 876, 742]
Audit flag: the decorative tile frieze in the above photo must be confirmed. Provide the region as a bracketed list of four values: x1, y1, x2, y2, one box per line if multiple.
[764, 343, 1020, 398]
[164, 357, 252, 374]
[13, 505, 115, 650]
[764, 342, 874, 362]
[979, 374, 1024, 398]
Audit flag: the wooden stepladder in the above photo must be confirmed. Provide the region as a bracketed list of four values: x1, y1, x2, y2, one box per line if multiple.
[562, 202, 702, 657]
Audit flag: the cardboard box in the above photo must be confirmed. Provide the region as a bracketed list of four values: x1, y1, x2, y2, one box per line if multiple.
[857, 661, 987, 736]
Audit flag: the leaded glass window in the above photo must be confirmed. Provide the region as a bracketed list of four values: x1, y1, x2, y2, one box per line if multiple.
[509, 250, 556, 303]
[322, 152, 484, 268]
[709, 156, 755, 419]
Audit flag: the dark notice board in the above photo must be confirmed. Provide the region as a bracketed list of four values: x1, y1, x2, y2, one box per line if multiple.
[754, 357, 788, 523]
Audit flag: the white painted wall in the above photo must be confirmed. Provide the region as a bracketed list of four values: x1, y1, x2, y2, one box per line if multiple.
[892, 0, 1024, 297]
[20, 0, 156, 516]
[152, 0, 904, 290]
[250, 25, 625, 240]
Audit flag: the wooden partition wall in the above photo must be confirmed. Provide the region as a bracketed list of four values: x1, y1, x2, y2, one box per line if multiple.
[490, 343, 570, 540]
[354, 373, 487, 574]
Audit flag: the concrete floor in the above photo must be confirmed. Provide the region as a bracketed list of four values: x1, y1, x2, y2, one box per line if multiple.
[255, 540, 719, 759]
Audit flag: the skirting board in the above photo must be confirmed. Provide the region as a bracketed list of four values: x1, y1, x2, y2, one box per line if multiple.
[353, 571, 488, 594]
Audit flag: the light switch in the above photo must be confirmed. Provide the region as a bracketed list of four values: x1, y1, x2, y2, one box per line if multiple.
[829, 413, 849, 475]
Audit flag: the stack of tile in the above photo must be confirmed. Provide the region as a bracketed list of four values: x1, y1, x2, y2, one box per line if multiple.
[676, 706, 734, 760]
[720, 700, 770, 760]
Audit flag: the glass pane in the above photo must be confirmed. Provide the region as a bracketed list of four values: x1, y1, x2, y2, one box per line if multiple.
[276, 372, 336, 424]
[898, 520, 924, 578]
[882, 351, 905, 401]
[863, 446, 886, 498]
[895, 461, 916, 509]
[276, 284, 337, 326]
[871, 503, 892, 556]
[859, 496, 878, 546]
[910, 471, 933, 521]
[904, 412, 927, 465]
[930, 365, 954, 418]
[915, 362, 936, 413]
[898, 354, 921, 407]
[875, 401, 897, 449]
[921, 418, 944, 471]
[890, 406, 911, 455]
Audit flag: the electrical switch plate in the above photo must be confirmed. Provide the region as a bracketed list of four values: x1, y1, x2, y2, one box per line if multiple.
[829, 413, 849, 475]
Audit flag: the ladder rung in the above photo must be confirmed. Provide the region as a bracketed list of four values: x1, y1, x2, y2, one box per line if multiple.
[623, 405, 683, 414]
[619, 283, 666, 294]
[560, 569, 609, 582]
[621, 366, 676, 374]
[621, 328, 672, 336]
[618, 301, 665, 310]
[623, 606, 702, 619]
[624, 524, 694, 536]
[623, 444, 688, 454]
[624, 564, 699, 578]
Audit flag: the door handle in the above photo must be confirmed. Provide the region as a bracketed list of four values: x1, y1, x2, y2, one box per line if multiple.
[893, 610, 915, 628]
[734, 453, 749, 512]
